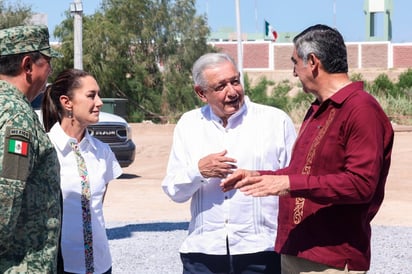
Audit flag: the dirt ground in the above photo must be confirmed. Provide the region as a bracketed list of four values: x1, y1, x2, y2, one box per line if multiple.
[103, 123, 412, 227]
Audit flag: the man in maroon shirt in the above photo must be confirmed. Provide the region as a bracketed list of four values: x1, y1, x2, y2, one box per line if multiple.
[221, 24, 394, 273]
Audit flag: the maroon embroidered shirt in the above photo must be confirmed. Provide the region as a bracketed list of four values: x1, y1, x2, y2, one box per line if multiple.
[261, 82, 394, 270]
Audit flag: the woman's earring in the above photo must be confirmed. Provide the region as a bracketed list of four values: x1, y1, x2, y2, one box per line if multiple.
[68, 110, 73, 119]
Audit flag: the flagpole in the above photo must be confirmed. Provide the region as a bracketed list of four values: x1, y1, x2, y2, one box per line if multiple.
[206, 0, 209, 20]
[235, 0, 244, 86]
[254, 0, 258, 33]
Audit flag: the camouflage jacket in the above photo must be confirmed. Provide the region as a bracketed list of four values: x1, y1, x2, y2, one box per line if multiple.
[0, 81, 61, 273]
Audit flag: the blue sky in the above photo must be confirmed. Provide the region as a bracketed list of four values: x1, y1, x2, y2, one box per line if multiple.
[20, 0, 412, 43]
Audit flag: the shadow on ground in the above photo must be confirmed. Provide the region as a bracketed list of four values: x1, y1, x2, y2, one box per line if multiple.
[107, 221, 189, 240]
[118, 173, 140, 179]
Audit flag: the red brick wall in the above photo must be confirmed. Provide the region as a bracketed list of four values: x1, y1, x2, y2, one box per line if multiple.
[274, 45, 294, 70]
[213, 43, 238, 63]
[393, 45, 412, 68]
[361, 44, 388, 68]
[243, 43, 269, 68]
[346, 44, 359, 69]
[211, 41, 412, 70]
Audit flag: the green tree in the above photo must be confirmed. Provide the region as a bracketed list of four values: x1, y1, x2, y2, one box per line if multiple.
[0, 0, 32, 28]
[53, 0, 213, 122]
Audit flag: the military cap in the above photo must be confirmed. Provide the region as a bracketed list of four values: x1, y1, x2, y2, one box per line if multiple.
[0, 25, 61, 57]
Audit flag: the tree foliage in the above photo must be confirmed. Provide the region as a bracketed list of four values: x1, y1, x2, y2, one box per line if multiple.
[0, 0, 32, 28]
[53, 0, 214, 122]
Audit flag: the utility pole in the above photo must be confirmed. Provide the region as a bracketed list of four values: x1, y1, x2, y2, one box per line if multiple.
[70, 0, 83, 70]
[235, 0, 243, 86]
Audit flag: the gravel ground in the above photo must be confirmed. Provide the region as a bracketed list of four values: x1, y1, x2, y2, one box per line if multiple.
[106, 221, 412, 274]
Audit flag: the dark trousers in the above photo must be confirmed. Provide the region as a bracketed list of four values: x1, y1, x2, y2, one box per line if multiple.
[180, 251, 281, 274]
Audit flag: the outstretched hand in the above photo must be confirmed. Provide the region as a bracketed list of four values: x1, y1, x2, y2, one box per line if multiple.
[221, 169, 290, 197]
[219, 169, 259, 192]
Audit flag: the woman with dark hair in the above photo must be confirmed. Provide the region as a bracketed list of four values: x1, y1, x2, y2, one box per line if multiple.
[42, 68, 122, 274]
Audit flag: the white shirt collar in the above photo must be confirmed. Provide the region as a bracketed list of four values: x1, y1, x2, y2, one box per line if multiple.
[49, 122, 98, 153]
[202, 96, 250, 128]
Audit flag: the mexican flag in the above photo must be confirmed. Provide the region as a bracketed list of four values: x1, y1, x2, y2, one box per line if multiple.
[265, 20, 278, 41]
[8, 139, 29, 156]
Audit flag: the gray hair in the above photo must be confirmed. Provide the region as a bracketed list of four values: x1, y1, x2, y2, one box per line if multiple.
[192, 53, 238, 90]
[293, 24, 348, 73]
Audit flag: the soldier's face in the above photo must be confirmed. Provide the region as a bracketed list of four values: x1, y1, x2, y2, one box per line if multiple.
[32, 55, 52, 98]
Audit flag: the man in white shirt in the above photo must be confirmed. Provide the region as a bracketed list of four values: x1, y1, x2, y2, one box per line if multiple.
[162, 53, 297, 274]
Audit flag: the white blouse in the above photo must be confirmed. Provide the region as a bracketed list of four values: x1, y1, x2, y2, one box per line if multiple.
[49, 123, 122, 273]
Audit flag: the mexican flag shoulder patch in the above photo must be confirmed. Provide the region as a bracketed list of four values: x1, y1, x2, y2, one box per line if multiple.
[8, 139, 29, 156]
[5, 127, 31, 158]
[2, 127, 31, 180]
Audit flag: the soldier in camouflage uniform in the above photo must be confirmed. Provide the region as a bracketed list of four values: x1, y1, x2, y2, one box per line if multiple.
[0, 25, 62, 273]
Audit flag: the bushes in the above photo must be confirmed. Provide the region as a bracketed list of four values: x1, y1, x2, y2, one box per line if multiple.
[367, 70, 412, 125]
[396, 69, 412, 99]
[369, 74, 396, 97]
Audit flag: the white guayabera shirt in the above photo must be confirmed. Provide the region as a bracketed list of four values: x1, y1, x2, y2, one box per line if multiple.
[162, 96, 297, 255]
